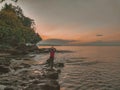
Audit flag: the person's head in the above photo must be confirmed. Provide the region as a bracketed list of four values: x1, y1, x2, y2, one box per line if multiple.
[51, 46, 54, 48]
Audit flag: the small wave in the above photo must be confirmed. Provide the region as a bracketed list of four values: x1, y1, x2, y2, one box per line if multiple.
[80, 61, 101, 66]
[70, 57, 88, 60]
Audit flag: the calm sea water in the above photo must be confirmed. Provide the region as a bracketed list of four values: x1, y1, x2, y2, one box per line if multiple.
[38, 46, 120, 90]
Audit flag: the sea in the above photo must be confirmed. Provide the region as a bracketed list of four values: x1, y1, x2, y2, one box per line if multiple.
[37, 46, 120, 90]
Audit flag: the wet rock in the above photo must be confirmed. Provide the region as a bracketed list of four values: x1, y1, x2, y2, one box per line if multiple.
[0, 80, 13, 86]
[0, 58, 11, 66]
[21, 63, 31, 68]
[23, 58, 30, 60]
[41, 80, 60, 90]
[13, 65, 24, 71]
[0, 85, 6, 90]
[54, 63, 64, 68]
[28, 75, 36, 80]
[11, 50, 28, 55]
[4, 86, 15, 90]
[24, 80, 60, 90]
[0, 57, 5, 60]
[10, 60, 31, 70]
[56, 69, 61, 73]
[24, 83, 43, 90]
[28, 71, 43, 80]
[46, 69, 59, 79]
[0, 65, 10, 74]
[32, 80, 41, 84]
[0, 51, 64, 90]
[10, 60, 23, 70]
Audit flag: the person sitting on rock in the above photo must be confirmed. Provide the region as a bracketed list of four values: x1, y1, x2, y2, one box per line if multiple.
[47, 46, 56, 69]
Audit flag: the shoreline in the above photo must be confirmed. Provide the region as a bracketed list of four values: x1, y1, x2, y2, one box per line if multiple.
[0, 46, 65, 90]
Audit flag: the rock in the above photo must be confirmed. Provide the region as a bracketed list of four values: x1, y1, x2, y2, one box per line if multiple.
[32, 80, 41, 84]
[46, 69, 59, 79]
[21, 63, 31, 68]
[41, 80, 60, 90]
[0, 80, 13, 86]
[23, 58, 30, 60]
[4, 86, 15, 90]
[54, 63, 64, 68]
[0, 85, 6, 90]
[11, 50, 28, 55]
[0, 58, 11, 66]
[0, 65, 10, 74]
[13, 66, 24, 71]
[56, 69, 61, 73]
[25, 80, 60, 90]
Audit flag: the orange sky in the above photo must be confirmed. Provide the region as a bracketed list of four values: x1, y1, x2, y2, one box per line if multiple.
[36, 23, 120, 43]
[11, 0, 120, 45]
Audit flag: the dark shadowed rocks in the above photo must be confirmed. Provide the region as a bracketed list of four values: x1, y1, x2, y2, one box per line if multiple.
[0, 65, 10, 74]
[0, 53, 64, 90]
[24, 79, 60, 90]
[45, 69, 59, 79]
[41, 80, 60, 90]
[54, 63, 64, 68]
[4, 86, 15, 90]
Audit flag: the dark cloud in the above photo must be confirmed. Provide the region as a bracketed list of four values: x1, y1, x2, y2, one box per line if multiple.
[96, 34, 103, 37]
[37, 39, 76, 45]
[37, 39, 120, 46]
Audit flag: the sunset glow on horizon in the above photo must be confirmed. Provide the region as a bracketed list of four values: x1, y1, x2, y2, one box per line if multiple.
[15, 0, 120, 45]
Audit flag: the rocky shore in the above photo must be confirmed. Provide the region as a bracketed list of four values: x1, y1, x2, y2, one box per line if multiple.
[0, 47, 64, 90]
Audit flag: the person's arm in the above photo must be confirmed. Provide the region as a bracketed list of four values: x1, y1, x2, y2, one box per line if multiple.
[49, 48, 51, 52]
[54, 48, 56, 52]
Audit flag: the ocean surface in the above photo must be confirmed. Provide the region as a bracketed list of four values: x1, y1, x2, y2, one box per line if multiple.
[37, 46, 120, 90]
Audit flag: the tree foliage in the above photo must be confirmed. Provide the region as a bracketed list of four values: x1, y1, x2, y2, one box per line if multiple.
[0, 4, 42, 47]
[0, 0, 18, 3]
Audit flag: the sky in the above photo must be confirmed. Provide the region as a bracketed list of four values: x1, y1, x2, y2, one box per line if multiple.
[2, 0, 120, 45]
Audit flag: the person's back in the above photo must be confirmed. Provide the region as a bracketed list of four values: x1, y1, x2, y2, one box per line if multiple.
[49, 47, 56, 58]
[48, 46, 56, 69]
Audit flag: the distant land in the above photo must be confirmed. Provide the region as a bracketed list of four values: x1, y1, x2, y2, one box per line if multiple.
[37, 39, 120, 46]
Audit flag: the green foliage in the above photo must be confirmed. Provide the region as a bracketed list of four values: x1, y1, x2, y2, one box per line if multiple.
[0, 0, 18, 3]
[0, 4, 42, 47]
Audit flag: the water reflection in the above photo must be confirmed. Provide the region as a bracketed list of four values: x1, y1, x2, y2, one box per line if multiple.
[37, 46, 120, 90]
[56, 46, 120, 90]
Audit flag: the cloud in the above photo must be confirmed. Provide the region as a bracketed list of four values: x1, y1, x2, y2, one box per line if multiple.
[37, 39, 76, 46]
[37, 39, 120, 46]
[17, 0, 120, 43]
[77, 41, 120, 46]
[96, 34, 103, 37]
[18, 0, 120, 27]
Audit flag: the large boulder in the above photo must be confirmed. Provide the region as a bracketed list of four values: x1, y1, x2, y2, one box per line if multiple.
[24, 80, 60, 90]
[41, 80, 60, 90]
[54, 63, 64, 68]
[45, 69, 59, 79]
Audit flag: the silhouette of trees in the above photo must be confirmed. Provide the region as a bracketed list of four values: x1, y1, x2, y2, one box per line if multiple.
[0, 0, 18, 3]
[0, 4, 42, 47]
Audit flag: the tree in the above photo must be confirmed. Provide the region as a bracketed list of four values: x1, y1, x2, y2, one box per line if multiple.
[0, 0, 18, 3]
[0, 4, 42, 47]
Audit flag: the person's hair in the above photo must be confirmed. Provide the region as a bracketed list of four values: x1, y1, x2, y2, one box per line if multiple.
[51, 46, 54, 48]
